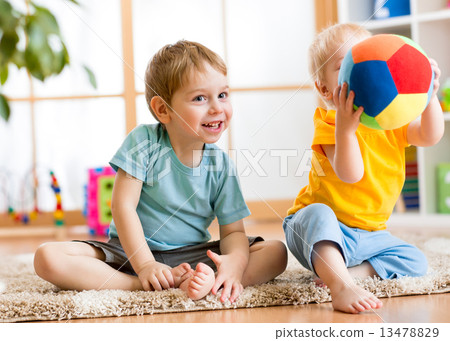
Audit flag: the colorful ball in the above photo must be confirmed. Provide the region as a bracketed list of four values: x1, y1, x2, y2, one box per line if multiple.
[338, 34, 434, 130]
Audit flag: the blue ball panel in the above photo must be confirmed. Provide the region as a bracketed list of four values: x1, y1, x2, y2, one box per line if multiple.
[338, 49, 354, 86]
[350, 61, 398, 117]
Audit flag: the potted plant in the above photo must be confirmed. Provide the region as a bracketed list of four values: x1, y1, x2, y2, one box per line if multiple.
[0, 0, 95, 121]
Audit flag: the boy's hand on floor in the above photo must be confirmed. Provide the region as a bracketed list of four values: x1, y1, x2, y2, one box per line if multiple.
[136, 261, 174, 291]
[207, 250, 245, 303]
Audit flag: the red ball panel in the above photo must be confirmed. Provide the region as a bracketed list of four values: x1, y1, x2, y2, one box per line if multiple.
[387, 44, 432, 94]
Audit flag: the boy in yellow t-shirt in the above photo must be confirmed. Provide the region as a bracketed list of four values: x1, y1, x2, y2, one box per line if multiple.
[284, 23, 444, 314]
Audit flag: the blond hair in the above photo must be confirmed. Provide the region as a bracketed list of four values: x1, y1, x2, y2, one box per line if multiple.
[308, 23, 371, 83]
[145, 40, 227, 122]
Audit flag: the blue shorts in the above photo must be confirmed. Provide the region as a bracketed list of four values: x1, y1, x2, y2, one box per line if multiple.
[283, 203, 428, 279]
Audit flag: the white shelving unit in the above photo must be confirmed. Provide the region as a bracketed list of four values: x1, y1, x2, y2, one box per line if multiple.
[338, 0, 450, 228]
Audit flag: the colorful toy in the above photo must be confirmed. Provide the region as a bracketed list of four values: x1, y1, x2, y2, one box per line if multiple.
[50, 171, 64, 226]
[402, 146, 419, 210]
[338, 34, 434, 130]
[1, 169, 64, 226]
[85, 167, 115, 235]
[440, 78, 450, 112]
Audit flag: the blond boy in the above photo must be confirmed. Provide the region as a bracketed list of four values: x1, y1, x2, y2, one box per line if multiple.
[284, 24, 443, 313]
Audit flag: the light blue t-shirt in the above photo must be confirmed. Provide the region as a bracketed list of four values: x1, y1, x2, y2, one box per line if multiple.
[108, 124, 250, 251]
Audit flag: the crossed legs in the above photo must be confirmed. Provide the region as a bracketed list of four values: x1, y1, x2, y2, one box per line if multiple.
[168, 239, 287, 301]
[34, 239, 287, 302]
[34, 242, 192, 291]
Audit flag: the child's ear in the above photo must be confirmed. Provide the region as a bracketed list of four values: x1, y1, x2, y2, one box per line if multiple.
[150, 96, 171, 124]
[315, 80, 333, 101]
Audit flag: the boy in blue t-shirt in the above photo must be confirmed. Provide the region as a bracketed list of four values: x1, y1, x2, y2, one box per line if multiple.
[34, 40, 287, 302]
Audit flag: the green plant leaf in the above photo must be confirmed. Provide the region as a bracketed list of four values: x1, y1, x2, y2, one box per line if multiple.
[12, 50, 25, 69]
[83, 65, 97, 89]
[0, 93, 10, 122]
[0, 65, 8, 85]
[30, 2, 60, 35]
[0, 0, 20, 31]
[26, 17, 47, 48]
[53, 42, 70, 74]
[25, 22, 53, 80]
[38, 44, 54, 77]
[23, 7, 70, 81]
[24, 47, 40, 79]
[24, 45, 44, 81]
[0, 0, 80, 121]
[0, 31, 20, 65]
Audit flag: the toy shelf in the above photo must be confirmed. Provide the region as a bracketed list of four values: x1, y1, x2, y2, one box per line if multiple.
[417, 8, 450, 23]
[338, 0, 450, 228]
[359, 7, 450, 30]
[363, 15, 412, 30]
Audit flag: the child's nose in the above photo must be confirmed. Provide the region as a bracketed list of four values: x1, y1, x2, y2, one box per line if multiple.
[208, 99, 223, 115]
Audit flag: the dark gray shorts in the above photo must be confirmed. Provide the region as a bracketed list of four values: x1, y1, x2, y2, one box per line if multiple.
[75, 236, 264, 276]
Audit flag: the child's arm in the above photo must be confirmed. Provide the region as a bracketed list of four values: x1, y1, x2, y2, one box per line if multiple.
[407, 59, 444, 147]
[207, 219, 249, 303]
[323, 83, 365, 183]
[111, 168, 175, 291]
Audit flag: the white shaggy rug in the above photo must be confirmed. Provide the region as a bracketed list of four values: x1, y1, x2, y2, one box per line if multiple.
[1, 234, 450, 322]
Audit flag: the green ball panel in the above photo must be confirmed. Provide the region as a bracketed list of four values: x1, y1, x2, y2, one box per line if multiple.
[359, 109, 383, 130]
[395, 35, 428, 57]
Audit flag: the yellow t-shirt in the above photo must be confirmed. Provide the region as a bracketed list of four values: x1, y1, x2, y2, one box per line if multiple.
[287, 107, 409, 231]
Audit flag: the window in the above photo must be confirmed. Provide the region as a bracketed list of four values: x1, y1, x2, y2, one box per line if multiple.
[1, 0, 317, 218]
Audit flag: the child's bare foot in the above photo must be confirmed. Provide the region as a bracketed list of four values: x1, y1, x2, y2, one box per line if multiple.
[330, 284, 382, 314]
[313, 276, 326, 288]
[179, 262, 215, 300]
[171, 263, 194, 288]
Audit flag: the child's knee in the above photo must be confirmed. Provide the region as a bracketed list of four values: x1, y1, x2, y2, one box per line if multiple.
[265, 240, 288, 272]
[286, 204, 336, 237]
[397, 245, 428, 278]
[34, 243, 64, 279]
[409, 250, 428, 277]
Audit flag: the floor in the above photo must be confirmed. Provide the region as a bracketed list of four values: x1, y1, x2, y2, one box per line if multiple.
[1, 221, 450, 323]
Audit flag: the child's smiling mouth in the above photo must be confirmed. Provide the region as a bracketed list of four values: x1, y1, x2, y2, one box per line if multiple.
[201, 121, 223, 131]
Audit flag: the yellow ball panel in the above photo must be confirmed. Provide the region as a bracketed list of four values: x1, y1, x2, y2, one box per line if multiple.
[376, 94, 428, 130]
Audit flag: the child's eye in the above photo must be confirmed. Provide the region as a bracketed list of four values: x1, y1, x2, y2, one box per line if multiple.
[219, 92, 228, 99]
[193, 95, 206, 102]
